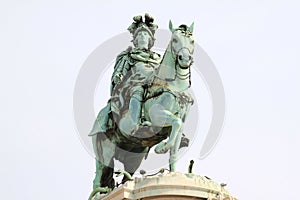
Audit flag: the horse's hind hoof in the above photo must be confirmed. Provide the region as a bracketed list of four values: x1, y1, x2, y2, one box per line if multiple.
[155, 142, 169, 154]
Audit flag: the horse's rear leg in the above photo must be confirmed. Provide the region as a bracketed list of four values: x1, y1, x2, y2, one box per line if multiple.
[93, 159, 114, 189]
[121, 147, 149, 183]
[92, 134, 116, 189]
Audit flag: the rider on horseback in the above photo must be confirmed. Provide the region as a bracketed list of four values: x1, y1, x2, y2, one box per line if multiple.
[89, 15, 195, 196]
[89, 13, 161, 136]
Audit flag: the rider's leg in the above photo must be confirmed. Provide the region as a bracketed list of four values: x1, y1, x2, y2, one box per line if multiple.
[119, 86, 151, 135]
[129, 86, 151, 128]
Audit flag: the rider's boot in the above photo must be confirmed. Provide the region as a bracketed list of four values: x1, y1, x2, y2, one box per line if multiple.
[129, 97, 151, 132]
[129, 97, 142, 133]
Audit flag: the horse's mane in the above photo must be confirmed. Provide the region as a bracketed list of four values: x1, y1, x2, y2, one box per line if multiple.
[154, 43, 176, 82]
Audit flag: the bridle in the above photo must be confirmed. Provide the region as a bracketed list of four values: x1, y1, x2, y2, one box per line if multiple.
[169, 32, 194, 87]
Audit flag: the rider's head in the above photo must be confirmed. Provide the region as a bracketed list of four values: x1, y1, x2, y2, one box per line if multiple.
[133, 28, 153, 49]
[128, 13, 157, 49]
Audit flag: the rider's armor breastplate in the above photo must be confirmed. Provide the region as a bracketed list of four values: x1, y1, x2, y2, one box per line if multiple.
[132, 62, 156, 85]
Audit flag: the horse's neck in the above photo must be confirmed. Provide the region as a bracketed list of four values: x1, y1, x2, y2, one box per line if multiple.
[156, 44, 190, 92]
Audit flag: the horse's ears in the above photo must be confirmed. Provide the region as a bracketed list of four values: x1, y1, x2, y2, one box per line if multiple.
[189, 22, 194, 33]
[169, 20, 175, 32]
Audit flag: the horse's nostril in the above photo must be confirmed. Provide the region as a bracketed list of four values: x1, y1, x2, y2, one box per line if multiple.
[179, 55, 183, 60]
[189, 56, 192, 60]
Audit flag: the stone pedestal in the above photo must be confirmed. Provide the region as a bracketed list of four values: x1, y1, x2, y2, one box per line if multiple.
[97, 172, 237, 200]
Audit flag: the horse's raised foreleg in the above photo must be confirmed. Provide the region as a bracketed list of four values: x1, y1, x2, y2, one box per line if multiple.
[149, 104, 182, 154]
[154, 114, 182, 154]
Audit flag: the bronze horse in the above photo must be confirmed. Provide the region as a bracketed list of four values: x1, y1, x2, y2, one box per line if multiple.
[91, 21, 195, 192]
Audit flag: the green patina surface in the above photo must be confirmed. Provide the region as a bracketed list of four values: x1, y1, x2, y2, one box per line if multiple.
[89, 13, 195, 196]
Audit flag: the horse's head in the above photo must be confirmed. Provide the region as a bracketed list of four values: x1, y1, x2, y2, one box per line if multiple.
[169, 20, 195, 69]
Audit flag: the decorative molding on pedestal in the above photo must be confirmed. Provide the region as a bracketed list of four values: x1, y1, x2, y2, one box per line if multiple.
[96, 172, 238, 200]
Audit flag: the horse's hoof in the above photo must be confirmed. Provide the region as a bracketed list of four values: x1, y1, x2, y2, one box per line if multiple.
[155, 142, 169, 154]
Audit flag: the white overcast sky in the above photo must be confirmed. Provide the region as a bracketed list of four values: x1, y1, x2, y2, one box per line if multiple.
[0, 0, 299, 200]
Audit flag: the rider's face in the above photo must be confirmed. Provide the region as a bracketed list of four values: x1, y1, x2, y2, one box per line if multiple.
[135, 31, 151, 49]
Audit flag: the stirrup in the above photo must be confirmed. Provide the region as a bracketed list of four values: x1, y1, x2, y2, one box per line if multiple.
[141, 120, 152, 126]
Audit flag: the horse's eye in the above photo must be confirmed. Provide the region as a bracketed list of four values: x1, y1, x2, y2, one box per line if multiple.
[173, 38, 178, 43]
[191, 40, 194, 44]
